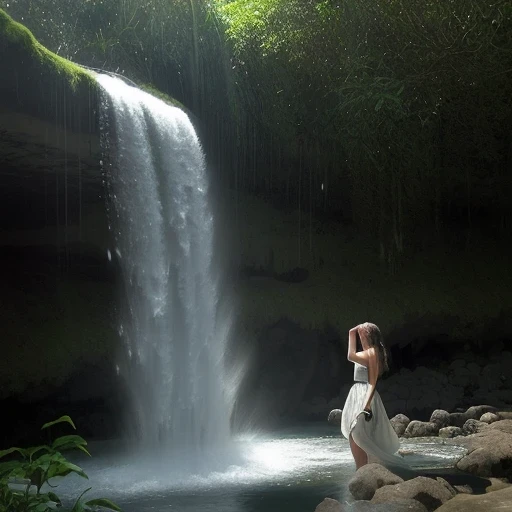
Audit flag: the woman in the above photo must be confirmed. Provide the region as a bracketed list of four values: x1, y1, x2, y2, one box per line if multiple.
[341, 322, 406, 471]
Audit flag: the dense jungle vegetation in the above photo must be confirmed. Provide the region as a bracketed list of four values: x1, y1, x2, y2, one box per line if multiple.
[2, 0, 512, 270]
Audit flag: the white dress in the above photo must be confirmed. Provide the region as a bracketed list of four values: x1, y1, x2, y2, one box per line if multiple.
[341, 362, 409, 471]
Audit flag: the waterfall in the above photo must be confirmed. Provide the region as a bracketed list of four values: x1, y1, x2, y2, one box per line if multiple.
[97, 75, 232, 457]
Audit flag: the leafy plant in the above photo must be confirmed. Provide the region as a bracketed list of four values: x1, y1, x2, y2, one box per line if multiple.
[0, 415, 120, 512]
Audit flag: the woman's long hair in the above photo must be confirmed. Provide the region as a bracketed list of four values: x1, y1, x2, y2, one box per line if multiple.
[360, 322, 389, 376]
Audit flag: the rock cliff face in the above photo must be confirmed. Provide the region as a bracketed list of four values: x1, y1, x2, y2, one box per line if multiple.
[0, 106, 106, 250]
[0, 8, 104, 251]
[0, 9, 117, 436]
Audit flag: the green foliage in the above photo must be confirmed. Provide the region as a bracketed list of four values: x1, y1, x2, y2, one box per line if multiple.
[0, 8, 94, 90]
[0, 0, 214, 98]
[216, 0, 512, 266]
[1, 0, 512, 269]
[139, 83, 186, 110]
[0, 417, 120, 512]
[41, 415, 76, 431]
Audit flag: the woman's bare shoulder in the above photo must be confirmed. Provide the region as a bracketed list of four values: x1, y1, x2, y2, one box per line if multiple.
[350, 350, 370, 366]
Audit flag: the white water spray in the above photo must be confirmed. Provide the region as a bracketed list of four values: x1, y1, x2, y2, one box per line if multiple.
[97, 75, 232, 457]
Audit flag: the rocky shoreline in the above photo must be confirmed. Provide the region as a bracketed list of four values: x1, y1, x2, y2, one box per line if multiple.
[318, 405, 512, 511]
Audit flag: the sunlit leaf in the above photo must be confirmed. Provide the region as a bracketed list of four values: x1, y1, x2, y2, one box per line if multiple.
[41, 416, 76, 431]
[46, 458, 89, 481]
[84, 497, 121, 511]
[52, 435, 90, 456]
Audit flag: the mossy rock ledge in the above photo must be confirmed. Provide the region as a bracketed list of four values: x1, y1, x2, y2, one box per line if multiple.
[0, 8, 101, 194]
[0, 8, 97, 124]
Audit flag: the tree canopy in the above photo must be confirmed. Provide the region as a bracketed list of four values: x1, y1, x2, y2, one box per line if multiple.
[2, 0, 512, 267]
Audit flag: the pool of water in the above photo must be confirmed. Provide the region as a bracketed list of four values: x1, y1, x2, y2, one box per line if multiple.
[56, 423, 466, 512]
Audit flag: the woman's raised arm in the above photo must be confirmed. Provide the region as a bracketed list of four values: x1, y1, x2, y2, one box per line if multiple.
[347, 325, 369, 366]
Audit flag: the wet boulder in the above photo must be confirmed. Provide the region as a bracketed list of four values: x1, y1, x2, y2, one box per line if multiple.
[448, 412, 469, 428]
[348, 463, 404, 500]
[456, 421, 512, 479]
[439, 426, 463, 438]
[465, 405, 498, 420]
[371, 476, 456, 511]
[403, 420, 439, 438]
[314, 497, 344, 511]
[430, 409, 450, 428]
[349, 499, 428, 511]
[485, 477, 512, 493]
[462, 419, 488, 436]
[433, 486, 512, 511]
[328, 408, 342, 426]
[479, 412, 499, 424]
[489, 419, 512, 434]
[390, 414, 410, 437]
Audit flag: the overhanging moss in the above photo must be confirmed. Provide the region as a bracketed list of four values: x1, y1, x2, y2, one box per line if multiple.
[140, 83, 186, 110]
[0, 9, 94, 89]
[0, 8, 98, 133]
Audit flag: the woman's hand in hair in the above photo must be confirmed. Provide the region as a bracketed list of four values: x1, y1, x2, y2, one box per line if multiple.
[347, 325, 368, 366]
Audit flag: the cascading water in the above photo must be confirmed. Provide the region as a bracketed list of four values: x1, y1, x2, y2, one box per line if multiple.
[97, 75, 233, 459]
[53, 74, 468, 512]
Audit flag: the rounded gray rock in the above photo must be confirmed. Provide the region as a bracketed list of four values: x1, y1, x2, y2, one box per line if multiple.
[448, 412, 469, 428]
[371, 476, 456, 511]
[456, 427, 512, 480]
[479, 412, 499, 424]
[465, 405, 498, 420]
[404, 420, 439, 438]
[439, 426, 463, 438]
[433, 487, 512, 512]
[430, 409, 450, 428]
[390, 414, 410, 437]
[349, 499, 428, 511]
[314, 497, 344, 512]
[328, 409, 342, 425]
[462, 419, 488, 436]
[348, 463, 404, 500]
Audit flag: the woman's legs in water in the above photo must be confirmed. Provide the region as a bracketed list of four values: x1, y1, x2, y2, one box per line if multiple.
[349, 434, 368, 469]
